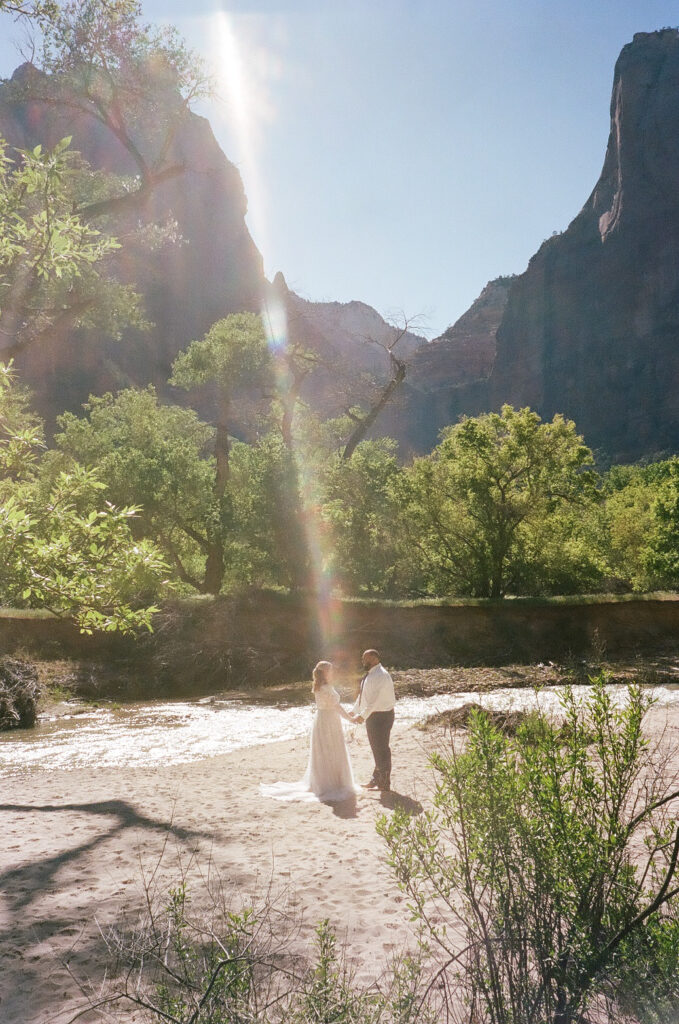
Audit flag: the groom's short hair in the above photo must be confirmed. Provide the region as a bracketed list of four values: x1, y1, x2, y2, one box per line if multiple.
[363, 649, 380, 662]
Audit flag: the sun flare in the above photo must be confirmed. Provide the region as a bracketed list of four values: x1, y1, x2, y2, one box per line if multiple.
[209, 10, 344, 663]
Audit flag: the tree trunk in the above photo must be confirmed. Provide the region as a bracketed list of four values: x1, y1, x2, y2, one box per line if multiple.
[489, 558, 505, 599]
[213, 396, 231, 499]
[199, 395, 231, 595]
[202, 540, 225, 596]
[342, 355, 406, 461]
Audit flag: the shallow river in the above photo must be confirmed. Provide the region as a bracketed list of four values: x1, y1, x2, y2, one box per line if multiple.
[1, 683, 679, 776]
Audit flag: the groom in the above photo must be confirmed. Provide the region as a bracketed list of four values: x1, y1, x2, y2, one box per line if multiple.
[351, 649, 395, 792]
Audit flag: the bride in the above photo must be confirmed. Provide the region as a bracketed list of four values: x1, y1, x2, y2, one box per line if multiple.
[260, 661, 357, 802]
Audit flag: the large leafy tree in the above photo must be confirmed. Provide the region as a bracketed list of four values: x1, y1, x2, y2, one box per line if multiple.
[399, 405, 599, 598]
[320, 438, 404, 595]
[54, 385, 308, 595]
[13, 0, 210, 220]
[170, 313, 272, 594]
[640, 460, 679, 589]
[52, 385, 215, 591]
[0, 134, 146, 358]
[0, 363, 167, 632]
[600, 459, 679, 592]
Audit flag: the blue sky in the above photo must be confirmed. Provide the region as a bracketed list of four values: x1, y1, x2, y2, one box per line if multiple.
[1, 1, 679, 336]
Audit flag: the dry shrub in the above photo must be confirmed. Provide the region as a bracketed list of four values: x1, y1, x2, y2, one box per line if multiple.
[0, 656, 40, 730]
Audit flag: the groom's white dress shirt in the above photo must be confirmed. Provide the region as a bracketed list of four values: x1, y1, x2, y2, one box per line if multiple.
[353, 663, 395, 720]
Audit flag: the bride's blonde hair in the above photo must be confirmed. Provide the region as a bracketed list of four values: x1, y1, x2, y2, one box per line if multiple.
[312, 660, 332, 692]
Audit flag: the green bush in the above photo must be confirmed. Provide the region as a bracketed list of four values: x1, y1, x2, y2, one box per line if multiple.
[95, 880, 436, 1023]
[378, 676, 679, 1024]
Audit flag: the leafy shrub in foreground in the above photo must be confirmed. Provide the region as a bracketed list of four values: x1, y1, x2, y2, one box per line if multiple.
[90, 878, 437, 1023]
[378, 676, 679, 1024]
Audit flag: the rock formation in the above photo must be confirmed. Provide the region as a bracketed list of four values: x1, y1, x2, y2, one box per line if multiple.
[491, 28, 679, 461]
[400, 277, 512, 452]
[269, 272, 425, 422]
[0, 64, 419, 428]
[0, 64, 266, 423]
[412, 30, 679, 462]
[5, 28, 679, 462]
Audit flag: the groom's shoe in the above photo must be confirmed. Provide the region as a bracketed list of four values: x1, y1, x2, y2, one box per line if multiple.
[378, 772, 391, 792]
[362, 777, 379, 790]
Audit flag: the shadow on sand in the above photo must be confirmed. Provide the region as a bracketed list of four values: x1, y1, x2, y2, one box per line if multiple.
[0, 799, 209, 912]
[379, 790, 423, 815]
[325, 794, 358, 819]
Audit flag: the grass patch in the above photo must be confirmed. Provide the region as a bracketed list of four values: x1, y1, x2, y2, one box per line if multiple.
[339, 590, 679, 608]
[0, 606, 62, 619]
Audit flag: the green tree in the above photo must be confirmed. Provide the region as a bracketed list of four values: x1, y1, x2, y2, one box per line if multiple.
[55, 354, 308, 595]
[170, 312, 272, 594]
[14, 0, 210, 220]
[643, 460, 679, 589]
[379, 678, 679, 1024]
[0, 135, 145, 359]
[0, 363, 166, 632]
[601, 464, 659, 590]
[398, 405, 598, 598]
[53, 385, 215, 592]
[227, 432, 310, 591]
[321, 438, 404, 595]
[600, 459, 679, 592]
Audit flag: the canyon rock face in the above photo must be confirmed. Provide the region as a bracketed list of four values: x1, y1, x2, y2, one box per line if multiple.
[5, 28, 679, 463]
[413, 30, 679, 462]
[402, 277, 512, 452]
[490, 28, 679, 461]
[0, 64, 266, 423]
[412, 277, 512, 390]
[270, 272, 426, 424]
[0, 65, 416, 428]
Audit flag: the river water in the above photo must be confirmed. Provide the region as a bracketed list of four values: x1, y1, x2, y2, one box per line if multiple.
[1, 683, 679, 777]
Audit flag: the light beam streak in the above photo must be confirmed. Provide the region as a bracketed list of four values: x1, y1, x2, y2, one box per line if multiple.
[208, 10, 346, 668]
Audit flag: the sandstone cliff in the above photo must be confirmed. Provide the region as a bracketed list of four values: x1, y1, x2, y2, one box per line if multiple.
[412, 30, 679, 462]
[0, 64, 416, 428]
[490, 28, 679, 461]
[0, 64, 266, 423]
[270, 272, 425, 423]
[411, 276, 512, 391]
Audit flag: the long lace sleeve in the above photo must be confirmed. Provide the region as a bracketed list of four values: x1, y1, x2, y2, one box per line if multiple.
[315, 687, 353, 720]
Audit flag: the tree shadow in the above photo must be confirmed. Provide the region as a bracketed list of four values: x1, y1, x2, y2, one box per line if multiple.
[379, 791, 423, 815]
[0, 800, 209, 912]
[0, 913, 112, 1024]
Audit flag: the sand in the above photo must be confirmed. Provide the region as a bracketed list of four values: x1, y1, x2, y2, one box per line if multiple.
[2, 701, 679, 1024]
[0, 717, 437, 1024]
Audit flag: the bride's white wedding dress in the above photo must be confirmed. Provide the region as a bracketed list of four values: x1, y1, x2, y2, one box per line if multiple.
[260, 685, 357, 802]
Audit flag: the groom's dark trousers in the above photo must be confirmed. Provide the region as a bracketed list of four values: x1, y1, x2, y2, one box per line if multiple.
[366, 709, 395, 778]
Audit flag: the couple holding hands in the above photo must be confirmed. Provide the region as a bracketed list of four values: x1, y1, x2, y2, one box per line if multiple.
[261, 649, 395, 803]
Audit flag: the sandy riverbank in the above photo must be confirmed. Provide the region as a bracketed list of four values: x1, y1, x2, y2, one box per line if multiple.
[2, 700, 679, 1024]
[0, 716, 438, 1024]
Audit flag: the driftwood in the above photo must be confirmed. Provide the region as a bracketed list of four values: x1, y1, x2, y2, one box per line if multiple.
[0, 657, 40, 730]
[418, 701, 530, 735]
